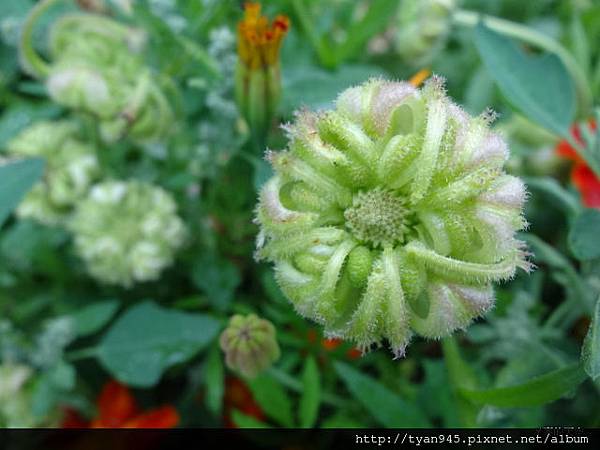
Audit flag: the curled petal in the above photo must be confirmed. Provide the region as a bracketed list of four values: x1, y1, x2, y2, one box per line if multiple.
[406, 241, 519, 283]
[411, 282, 494, 338]
[257, 177, 317, 233]
[478, 175, 527, 210]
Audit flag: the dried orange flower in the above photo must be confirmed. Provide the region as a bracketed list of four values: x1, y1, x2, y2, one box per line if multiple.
[235, 3, 290, 138]
[237, 3, 290, 70]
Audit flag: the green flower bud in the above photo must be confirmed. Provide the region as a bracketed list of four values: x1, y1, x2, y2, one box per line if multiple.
[6, 120, 100, 225]
[395, 0, 455, 66]
[220, 314, 280, 378]
[70, 180, 186, 287]
[255, 77, 531, 357]
[20, 2, 175, 143]
[235, 3, 289, 140]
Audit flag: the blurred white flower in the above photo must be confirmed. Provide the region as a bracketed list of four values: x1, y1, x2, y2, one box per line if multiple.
[70, 180, 187, 287]
[6, 121, 100, 225]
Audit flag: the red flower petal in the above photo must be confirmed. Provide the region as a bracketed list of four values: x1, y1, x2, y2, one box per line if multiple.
[321, 338, 342, 351]
[555, 119, 596, 164]
[122, 406, 180, 428]
[60, 407, 89, 428]
[91, 380, 138, 428]
[572, 164, 600, 209]
[556, 138, 581, 162]
[224, 377, 255, 407]
[346, 348, 363, 360]
[223, 377, 264, 428]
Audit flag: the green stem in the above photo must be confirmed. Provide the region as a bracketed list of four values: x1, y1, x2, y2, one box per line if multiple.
[442, 337, 480, 427]
[592, 55, 600, 95]
[290, 0, 336, 69]
[452, 8, 593, 118]
[542, 297, 577, 332]
[267, 366, 347, 408]
[19, 0, 63, 78]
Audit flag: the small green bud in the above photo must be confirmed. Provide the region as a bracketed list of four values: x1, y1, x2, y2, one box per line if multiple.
[256, 76, 531, 357]
[219, 314, 281, 378]
[70, 180, 186, 287]
[6, 120, 100, 225]
[394, 0, 456, 66]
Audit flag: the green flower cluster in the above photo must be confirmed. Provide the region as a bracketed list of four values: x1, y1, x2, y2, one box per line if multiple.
[5, 1, 188, 288]
[20, 0, 175, 143]
[6, 120, 99, 225]
[70, 181, 187, 287]
[255, 77, 530, 357]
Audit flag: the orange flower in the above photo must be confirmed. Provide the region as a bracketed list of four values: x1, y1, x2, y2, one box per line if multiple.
[556, 120, 600, 209]
[409, 68, 431, 87]
[321, 338, 362, 359]
[238, 2, 290, 70]
[61, 380, 179, 428]
[223, 376, 264, 428]
[307, 331, 361, 360]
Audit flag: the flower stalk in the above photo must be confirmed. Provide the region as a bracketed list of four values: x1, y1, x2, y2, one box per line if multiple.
[235, 3, 289, 147]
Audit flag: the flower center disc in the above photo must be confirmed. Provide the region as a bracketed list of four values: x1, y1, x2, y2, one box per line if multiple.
[344, 188, 407, 248]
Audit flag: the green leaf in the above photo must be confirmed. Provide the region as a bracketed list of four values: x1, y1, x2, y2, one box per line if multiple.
[247, 372, 294, 427]
[460, 363, 587, 407]
[441, 337, 480, 427]
[1, 219, 69, 272]
[31, 361, 75, 417]
[204, 346, 224, 416]
[474, 23, 576, 136]
[525, 234, 594, 314]
[417, 360, 460, 427]
[231, 409, 269, 428]
[97, 301, 220, 387]
[47, 360, 76, 391]
[191, 254, 240, 311]
[525, 177, 582, 219]
[568, 209, 600, 260]
[582, 296, 600, 380]
[0, 158, 45, 228]
[72, 300, 119, 338]
[299, 356, 320, 428]
[569, 15, 590, 76]
[321, 413, 368, 428]
[334, 361, 430, 427]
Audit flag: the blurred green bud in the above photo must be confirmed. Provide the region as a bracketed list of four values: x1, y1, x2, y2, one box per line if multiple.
[70, 180, 187, 287]
[220, 314, 280, 378]
[20, 3, 175, 143]
[6, 120, 100, 225]
[255, 77, 531, 357]
[395, 0, 456, 66]
[235, 3, 289, 140]
[0, 364, 36, 427]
